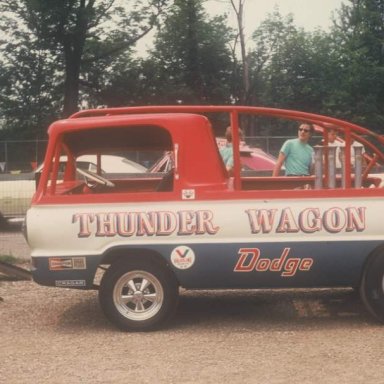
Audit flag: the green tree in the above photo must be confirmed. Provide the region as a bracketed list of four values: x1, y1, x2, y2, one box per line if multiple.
[246, 9, 342, 135]
[0, 32, 61, 138]
[150, 0, 235, 104]
[330, 0, 384, 130]
[86, 55, 163, 107]
[248, 10, 297, 109]
[0, 0, 169, 118]
[250, 11, 343, 107]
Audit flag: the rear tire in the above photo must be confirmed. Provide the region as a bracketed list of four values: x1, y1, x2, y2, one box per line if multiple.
[99, 259, 178, 331]
[360, 249, 384, 323]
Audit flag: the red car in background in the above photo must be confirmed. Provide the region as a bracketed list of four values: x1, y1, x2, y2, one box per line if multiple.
[234, 144, 277, 172]
[150, 138, 277, 174]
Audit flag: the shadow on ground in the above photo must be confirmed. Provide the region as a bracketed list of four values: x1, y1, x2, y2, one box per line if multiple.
[56, 288, 376, 332]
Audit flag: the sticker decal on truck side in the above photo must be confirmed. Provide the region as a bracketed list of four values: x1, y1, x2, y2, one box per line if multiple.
[49, 257, 87, 271]
[170, 246, 196, 269]
[55, 280, 86, 287]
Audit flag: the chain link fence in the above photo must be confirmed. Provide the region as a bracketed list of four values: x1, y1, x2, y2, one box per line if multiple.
[0, 136, 295, 172]
[0, 140, 47, 174]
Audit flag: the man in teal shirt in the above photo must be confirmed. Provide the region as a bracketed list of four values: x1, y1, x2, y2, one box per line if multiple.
[273, 123, 314, 176]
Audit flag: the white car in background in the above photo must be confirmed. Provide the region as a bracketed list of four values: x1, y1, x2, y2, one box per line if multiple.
[0, 154, 147, 226]
[35, 154, 148, 174]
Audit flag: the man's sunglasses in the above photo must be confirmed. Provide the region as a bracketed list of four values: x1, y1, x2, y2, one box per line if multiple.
[298, 128, 310, 133]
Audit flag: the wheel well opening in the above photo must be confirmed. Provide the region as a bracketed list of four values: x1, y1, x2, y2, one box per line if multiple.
[93, 247, 178, 287]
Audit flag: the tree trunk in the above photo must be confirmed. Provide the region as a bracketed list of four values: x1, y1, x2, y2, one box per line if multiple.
[63, 54, 82, 117]
[61, 1, 90, 117]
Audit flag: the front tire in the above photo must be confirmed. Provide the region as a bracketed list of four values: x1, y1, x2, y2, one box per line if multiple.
[99, 259, 179, 331]
[360, 249, 384, 323]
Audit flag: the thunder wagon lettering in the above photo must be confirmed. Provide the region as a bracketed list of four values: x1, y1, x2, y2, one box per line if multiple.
[72, 210, 220, 238]
[245, 206, 366, 234]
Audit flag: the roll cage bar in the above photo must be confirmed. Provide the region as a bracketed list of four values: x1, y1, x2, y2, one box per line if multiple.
[70, 106, 384, 190]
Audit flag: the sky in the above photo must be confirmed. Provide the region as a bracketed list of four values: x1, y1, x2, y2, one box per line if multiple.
[204, 0, 345, 32]
[137, 0, 345, 55]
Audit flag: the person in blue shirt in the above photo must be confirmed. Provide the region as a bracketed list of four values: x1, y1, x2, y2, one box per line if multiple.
[219, 126, 244, 175]
[273, 123, 314, 176]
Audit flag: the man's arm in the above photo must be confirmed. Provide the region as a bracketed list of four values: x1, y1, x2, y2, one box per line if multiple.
[273, 152, 285, 176]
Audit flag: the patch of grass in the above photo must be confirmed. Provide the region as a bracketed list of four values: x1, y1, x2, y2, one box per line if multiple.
[0, 254, 19, 264]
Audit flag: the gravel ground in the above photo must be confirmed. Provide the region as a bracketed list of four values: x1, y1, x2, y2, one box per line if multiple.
[1, 233, 384, 383]
[2, 281, 384, 383]
[0, 230, 30, 260]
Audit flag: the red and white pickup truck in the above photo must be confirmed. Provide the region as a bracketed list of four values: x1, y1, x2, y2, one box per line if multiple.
[25, 106, 384, 331]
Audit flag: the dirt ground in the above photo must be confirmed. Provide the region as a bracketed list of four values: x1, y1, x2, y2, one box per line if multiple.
[0, 230, 30, 260]
[1, 233, 384, 383]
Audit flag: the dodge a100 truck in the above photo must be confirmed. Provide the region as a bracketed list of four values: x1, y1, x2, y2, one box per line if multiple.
[25, 106, 384, 331]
